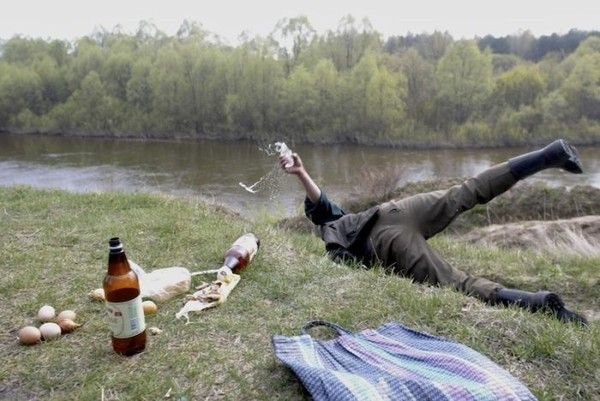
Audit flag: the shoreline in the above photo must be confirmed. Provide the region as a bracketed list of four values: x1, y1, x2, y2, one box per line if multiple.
[3, 129, 600, 150]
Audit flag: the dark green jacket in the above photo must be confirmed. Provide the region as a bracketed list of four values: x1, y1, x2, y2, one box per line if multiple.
[305, 192, 379, 262]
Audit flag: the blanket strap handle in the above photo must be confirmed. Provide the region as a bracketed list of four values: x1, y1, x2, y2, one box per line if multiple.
[301, 320, 350, 336]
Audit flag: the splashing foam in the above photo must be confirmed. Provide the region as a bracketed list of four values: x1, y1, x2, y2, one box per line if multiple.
[238, 141, 290, 198]
[239, 177, 264, 194]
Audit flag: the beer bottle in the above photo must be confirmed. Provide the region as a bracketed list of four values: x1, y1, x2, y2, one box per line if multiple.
[222, 233, 260, 274]
[275, 142, 294, 168]
[103, 237, 146, 356]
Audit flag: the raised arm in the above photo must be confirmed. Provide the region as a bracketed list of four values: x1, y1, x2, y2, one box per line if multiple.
[280, 153, 345, 225]
[279, 153, 321, 203]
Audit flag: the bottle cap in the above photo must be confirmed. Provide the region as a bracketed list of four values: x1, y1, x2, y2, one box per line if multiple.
[217, 266, 234, 283]
[109, 237, 123, 253]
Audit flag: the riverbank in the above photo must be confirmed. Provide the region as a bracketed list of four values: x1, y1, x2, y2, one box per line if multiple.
[4, 128, 600, 150]
[0, 187, 598, 400]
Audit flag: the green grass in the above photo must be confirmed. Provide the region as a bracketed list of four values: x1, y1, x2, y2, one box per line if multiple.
[0, 186, 598, 400]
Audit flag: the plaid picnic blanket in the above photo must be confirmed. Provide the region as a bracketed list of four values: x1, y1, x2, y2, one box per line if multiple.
[272, 321, 537, 401]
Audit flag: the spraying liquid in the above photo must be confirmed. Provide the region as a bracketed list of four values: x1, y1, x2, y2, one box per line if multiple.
[238, 177, 265, 194]
[238, 141, 293, 195]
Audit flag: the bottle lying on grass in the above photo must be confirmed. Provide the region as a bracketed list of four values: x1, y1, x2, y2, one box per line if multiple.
[177, 233, 260, 322]
[194, 232, 260, 282]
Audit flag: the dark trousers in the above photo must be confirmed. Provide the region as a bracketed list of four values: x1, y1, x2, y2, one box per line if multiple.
[365, 162, 517, 301]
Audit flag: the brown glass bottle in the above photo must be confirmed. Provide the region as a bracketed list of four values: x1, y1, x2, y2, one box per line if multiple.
[223, 233, 260, 274]
[103, 237, 146, 356]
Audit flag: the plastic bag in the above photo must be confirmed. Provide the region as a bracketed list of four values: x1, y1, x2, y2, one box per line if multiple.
[141, 267, 192, 302]
[128, 261, 192, 302]
[175, 274, 241, 323]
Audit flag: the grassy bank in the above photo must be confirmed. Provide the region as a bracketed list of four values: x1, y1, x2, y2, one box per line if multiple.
[0, 187, 598, 400]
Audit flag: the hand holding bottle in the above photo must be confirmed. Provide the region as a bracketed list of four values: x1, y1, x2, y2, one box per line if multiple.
[279, 152, 305, 176]
[275, 142, 294, 169]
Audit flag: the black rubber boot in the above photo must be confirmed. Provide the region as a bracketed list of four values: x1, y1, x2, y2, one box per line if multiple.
[495, 288, 587, 325]
[508, 139, 583, 180]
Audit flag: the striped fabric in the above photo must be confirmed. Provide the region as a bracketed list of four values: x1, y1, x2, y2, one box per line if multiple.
[272, 321, 537, 401]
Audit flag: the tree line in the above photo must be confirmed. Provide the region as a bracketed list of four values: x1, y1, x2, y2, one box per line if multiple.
[0, 17, 599, 147]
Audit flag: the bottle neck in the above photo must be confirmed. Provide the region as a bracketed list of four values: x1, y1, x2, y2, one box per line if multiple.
[223, 255, 240, 270]
[108, 251, 131, 275]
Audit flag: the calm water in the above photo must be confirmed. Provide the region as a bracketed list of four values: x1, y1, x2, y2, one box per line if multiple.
[1, 134, 599, 216]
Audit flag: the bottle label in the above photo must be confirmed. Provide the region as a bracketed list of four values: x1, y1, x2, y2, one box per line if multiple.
[233, 235, 258, 262]
[105, 296, 145, 338]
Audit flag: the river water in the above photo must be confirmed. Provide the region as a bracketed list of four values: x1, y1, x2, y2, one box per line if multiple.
[1, 134, 599, 216]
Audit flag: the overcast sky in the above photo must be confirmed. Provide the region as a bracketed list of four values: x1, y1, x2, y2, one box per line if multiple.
[2, 0, 599, 43]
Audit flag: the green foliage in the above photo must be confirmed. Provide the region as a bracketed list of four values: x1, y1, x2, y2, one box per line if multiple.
[281, 66, 318, 138]
[493, 65, 545, 109]
[148, 46, 189, 132]
[32, 56, 69, 112]
[317, 16, 382, 71]
[491, 53, 522, 74]
[435, 41, 493, 126]
[365, 64, 406, 138]
[126, 59, 153, 113]
[478, 29, 600, 61]
[310, 59, 342, 139]
[572, 36, 600, 57]
[1, 37, 69, 65]
[0, 63, 43, 126]
[224, 46, 284, 135]
[455, 121, 494, 144]
[271, 16, 316, 74]
[65, 39, 105, 91]
[102, 52, 134, 100]
[0, 20, 598, 146]
[561, 53, 600, 120]
[399, 48, 435, 122]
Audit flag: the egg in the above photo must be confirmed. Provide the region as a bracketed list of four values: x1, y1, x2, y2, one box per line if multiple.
[148, 326, 162, 335]
[57, 310, 76, 322]
[39, 322, 61, 340]
[142, 300, 157, 315]
[37, 305, 56, 322]
[18, 326, 42, 345]
[89, 288, 105, 302]
[58, 318, 82, 333]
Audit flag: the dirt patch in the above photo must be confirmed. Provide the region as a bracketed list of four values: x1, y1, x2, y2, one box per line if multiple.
[461, 215, 600, 255]
[0, 381, 39, 401]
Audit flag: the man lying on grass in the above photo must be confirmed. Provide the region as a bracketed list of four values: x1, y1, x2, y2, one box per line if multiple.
[280, 139, 587, 325]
